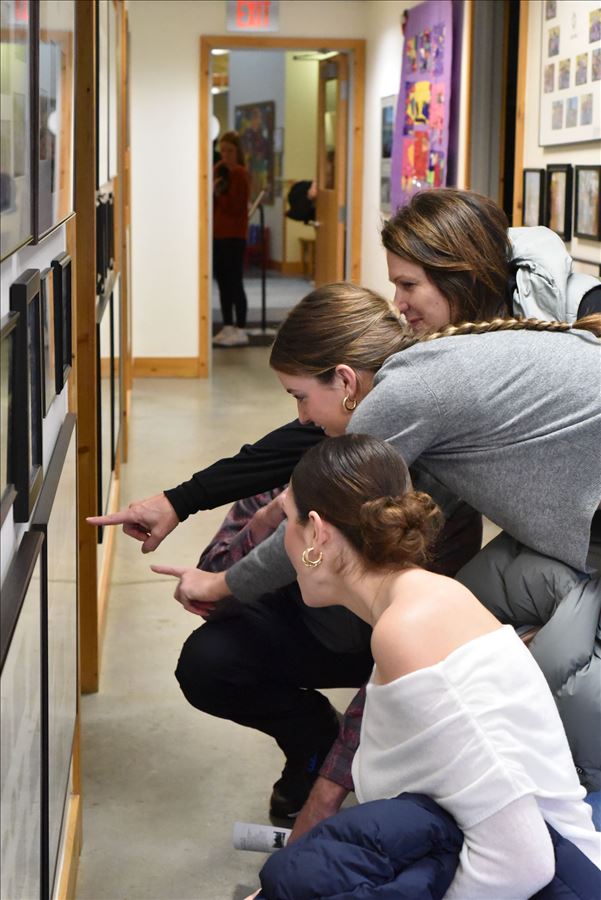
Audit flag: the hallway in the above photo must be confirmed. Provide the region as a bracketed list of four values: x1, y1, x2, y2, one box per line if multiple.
[75, 348, 355, 900]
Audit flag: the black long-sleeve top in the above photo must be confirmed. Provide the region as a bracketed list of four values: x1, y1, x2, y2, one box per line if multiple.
[164, 420, 324, 520]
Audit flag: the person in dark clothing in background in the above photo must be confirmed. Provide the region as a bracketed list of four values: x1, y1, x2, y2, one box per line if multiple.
[213, 131, 250, 348]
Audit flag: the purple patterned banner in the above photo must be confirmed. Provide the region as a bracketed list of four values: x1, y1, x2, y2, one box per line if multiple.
[390, 0, 454, 212]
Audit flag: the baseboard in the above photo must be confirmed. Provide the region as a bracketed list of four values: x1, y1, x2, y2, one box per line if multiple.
[280, 261, 303, 276]
[55, 792, 82, 900]
[133, 357, 201, 377]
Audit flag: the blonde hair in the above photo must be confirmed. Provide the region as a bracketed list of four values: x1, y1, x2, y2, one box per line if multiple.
[270, 284, 601, 380]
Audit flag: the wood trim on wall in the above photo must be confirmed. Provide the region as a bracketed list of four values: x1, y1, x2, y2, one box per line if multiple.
[512, 0, 530, 227]
[133, 357, 202, 377]
[75, 0, 99, 696]
[199, 35, 366, 375]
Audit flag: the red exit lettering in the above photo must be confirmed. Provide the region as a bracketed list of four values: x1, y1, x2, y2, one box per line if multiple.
[236, 0, 272, 30]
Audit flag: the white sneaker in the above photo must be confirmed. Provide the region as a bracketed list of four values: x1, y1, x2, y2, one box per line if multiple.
[213, 325, 237, 345]
[220, 327, 249, 347]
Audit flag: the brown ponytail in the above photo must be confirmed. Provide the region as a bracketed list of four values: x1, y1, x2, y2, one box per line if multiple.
[420, 314, 601, 341]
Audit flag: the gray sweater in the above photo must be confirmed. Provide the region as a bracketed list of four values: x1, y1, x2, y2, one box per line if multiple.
[227, 327, 600, 608]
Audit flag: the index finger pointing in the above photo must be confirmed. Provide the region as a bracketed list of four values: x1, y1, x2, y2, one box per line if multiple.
[150, 564, 187, 578]
[87, 510, 136, 526]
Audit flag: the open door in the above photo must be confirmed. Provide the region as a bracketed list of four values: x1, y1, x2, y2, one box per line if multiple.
[314, 54, 348, 286]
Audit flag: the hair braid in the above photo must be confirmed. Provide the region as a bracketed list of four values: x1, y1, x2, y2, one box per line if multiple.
[420, 315, 601, 342]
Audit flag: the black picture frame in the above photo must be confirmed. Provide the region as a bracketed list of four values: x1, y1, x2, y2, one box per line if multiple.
[35, 0, 76, 240]
[9, 269, 43, 523]
[0, 530, 44, 900]
[522, 169, 545, 227]
[40, 267, 56, 415]
[545, 164, 573, 241]
[1, 312, 19, 526]
[574, 165, 601, 241]
[51, 252, 72, 392]
[0, 0, 34, 261]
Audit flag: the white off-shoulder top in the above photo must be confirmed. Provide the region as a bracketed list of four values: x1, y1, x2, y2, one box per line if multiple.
[352, 625, 600, 866]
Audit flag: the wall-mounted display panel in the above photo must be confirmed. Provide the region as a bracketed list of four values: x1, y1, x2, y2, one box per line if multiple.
[0, 312, 18, 525]
[36, 0, 76, 240]
[112, 273, 122, 462]
[108, 0, 119, 179]
[0, 530, 44, 900]
[0, 0, 33, 261]
[31, 413, 77, 898]
[539, 0, 601, 146]
[96, 291, 113, 538]
[10, 268, 43, 522]
[51, 251, 72, 392]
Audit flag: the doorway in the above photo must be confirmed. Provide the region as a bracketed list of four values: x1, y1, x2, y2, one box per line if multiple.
[199, 36, 365, 374]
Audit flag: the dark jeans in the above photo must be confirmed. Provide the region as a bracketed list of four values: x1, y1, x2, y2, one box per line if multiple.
[175, 583, 373, 764]
[213, 237, 248, 327]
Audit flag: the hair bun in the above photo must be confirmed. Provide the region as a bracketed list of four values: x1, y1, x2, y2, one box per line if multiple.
[359, 491, 443, 568]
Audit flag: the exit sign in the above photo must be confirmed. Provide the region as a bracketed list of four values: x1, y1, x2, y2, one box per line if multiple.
[226, 0, 280, 32]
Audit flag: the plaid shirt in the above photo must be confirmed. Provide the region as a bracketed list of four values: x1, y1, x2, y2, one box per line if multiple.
[198, 491, 482, 792]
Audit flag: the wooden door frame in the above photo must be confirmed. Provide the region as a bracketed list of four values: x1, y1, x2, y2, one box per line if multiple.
[199, 35, 365, 377]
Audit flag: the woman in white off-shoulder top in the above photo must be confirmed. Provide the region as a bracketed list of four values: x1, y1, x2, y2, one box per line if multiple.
[281, 433, 600, 898]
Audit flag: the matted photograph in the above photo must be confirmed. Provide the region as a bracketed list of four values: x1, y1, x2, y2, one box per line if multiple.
[36, 0, 76, 239]
[51, 252, 73, 392]
[546, 164, 573, 241]
[40, 267, 56, 414]
[10, 269, 43, 522]
[380, 95, 396, 215]
[0, 312, 18, 526]
[574, 165, 601, 240]
[0, 0, 32, 260]
[522, 169, 545, 227]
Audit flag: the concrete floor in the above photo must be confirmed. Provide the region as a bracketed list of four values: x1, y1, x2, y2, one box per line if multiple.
[76, 347, 355, 900]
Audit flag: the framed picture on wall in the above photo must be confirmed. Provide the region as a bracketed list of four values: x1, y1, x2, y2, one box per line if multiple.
[380, 95, 396, 215]
[9, 269, 43, 522]
[51, 252, 72, 392]
[1, 312, 18, 526]
[40, 268, 56, 414]
[545, 164, 573, 241]
[574, 165, 601, 240]
[97, 0, 110, 189]
[522, 169, 545, 226]
[234, 100, 275, 205]
[0, 0, 33, 260]
[35, 0, 76, 240]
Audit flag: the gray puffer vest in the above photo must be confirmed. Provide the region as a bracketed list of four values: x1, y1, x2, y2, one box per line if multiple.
[457, 531, 601, 793]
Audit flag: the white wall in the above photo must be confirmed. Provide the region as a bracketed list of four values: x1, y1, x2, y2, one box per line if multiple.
[128, 0, 368, 359]
[522, 1, 601, 265]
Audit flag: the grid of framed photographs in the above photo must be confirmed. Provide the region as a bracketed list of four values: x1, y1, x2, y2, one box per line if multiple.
[0, 0, 76, 260]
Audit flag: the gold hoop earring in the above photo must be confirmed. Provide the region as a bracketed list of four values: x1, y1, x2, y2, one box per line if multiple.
[301, 547, 323, 568]
[343, 395, 357, 412]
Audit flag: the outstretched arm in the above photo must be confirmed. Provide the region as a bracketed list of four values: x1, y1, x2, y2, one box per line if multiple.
[87, 420, 323, 552]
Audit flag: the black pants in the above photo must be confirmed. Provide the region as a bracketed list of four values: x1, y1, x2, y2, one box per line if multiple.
[175, 584, 373, 764]
[213, 237, 248, 327]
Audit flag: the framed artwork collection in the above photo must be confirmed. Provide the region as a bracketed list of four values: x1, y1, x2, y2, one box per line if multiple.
[521, 164, 600, 245]
[539, 0, 601, 146]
